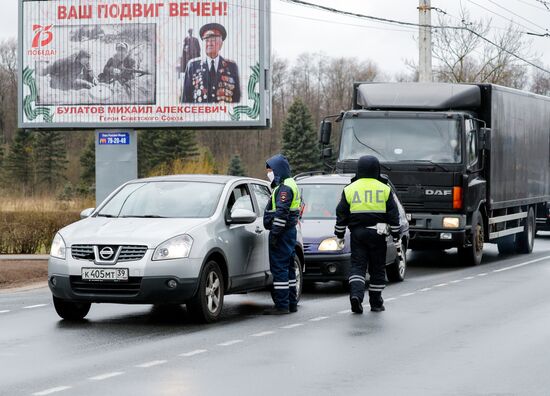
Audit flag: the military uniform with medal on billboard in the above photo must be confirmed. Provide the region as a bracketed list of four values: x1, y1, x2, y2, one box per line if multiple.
[182, 23, 241, 104]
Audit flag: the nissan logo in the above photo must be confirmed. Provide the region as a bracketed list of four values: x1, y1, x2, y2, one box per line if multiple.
[99, 247, 114, 260]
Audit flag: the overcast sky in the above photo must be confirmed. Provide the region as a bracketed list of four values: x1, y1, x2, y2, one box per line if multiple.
[5, 0, 550, 77]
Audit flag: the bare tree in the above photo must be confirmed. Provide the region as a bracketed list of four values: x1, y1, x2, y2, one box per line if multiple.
[432, 11, 533, 89]
[530, 65, 550, 96]
[0, 39, 18, 144]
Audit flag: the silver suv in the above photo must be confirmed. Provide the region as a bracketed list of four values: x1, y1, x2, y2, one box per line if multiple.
[48, 175, 304, 323]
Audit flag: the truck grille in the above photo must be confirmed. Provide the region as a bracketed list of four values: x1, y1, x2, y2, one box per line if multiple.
[71, 245, 148, 262]
[70, 276, 142, 296]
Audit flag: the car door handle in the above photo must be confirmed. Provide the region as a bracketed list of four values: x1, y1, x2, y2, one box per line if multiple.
[255, 227, 264, 234]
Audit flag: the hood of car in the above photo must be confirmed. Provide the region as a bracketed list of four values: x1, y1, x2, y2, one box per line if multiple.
[59, 217, 210, 248]
[301, 218, 339, 242]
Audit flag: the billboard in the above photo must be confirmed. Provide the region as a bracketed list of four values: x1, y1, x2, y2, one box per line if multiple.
[19, 0, 271, 129]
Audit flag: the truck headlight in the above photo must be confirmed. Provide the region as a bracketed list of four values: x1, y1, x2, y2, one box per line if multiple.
[318, 237, 343, 251]
[50, 233, 66, 260]
[153, 235, 193, 261]
[443, 217, 460, 229]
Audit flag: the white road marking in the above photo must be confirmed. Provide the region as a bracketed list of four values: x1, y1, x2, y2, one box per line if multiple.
[23, 304, 47, 309]
[434, 283, 448, 288]
[180, 349, 208, 357]
[385, 297, 397, 302]
[418, 288, 432, 292]
[33, 386, 72, 395]
[338, 309, 351, 314]
[281, 323, 304, 329]
[449, 280, 462, 284]
[135, 360, 167, 368]
[400, 292, 415, 297]
[89, 372, 124, 381]
[217, 340, 243, 346]
[309, 316, 329, 322]
[463, 276, 475, 280]
[477, 273, 488, 277]
[493, 255, 550, 273]
[0, 310, 10, 314]
[251, 331, 275, 337]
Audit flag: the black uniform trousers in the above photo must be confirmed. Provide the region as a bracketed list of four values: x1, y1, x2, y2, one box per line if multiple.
[348, 227, 387, 307]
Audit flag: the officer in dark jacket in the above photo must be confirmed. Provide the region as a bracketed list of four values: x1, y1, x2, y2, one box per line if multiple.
[263, 154, 301, 315]
[335, 155, 401, 314]
[182, 23, 241, 103]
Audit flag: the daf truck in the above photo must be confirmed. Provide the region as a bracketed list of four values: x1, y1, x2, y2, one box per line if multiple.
[319, 83, 550, 265]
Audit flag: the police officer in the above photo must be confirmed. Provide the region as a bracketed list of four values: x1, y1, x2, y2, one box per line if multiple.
[182, 23, 241, 104]
[263, 154, 301, 315]
[335, 155, 401, 314]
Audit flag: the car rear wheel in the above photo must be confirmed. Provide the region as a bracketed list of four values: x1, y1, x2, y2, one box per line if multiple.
[53, 296, 91, 320]
[187, 261, 224, 323]
[386, 240, 407, 282]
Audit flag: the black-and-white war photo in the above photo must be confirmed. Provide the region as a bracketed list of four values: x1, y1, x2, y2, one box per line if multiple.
[35, 24, 156, 106]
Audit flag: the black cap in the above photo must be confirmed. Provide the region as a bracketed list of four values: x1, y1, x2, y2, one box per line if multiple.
[199, 23, 227, 41]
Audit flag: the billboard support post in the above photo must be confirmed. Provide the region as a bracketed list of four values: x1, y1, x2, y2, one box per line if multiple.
[95, 130, 137, 205]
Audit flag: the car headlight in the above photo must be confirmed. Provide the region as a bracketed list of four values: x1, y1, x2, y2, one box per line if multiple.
[318, 237, 344, 251]
[153, 235, 194, 261]
[50, 233, 66, 260]
[443, 217, 460, 229]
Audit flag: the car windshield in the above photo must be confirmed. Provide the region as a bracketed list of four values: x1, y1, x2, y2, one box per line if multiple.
[97, 181, 224, 218]
[339, 117, 462, 164]
[300, 183, 345, 220]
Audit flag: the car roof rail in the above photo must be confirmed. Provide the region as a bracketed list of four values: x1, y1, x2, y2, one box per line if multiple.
[294, 170, 331, 180]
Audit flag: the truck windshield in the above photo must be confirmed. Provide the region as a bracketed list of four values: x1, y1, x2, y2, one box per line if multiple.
[339, 118, 462, 164]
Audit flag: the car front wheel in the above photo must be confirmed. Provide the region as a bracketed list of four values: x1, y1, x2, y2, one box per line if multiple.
[53, 296, 91, 320]
[187, 260, 224, 323]
[293, 255, 304, 302]
[386, 240, 407, 282]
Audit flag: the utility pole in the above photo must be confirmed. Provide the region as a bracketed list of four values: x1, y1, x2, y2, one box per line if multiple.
[418, 0, 433, 82]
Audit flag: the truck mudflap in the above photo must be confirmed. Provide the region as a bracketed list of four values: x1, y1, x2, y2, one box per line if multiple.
[407, 213, 467, 249]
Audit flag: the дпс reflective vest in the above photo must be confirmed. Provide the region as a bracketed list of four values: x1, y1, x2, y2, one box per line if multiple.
[271, 178, 301, 212]
[344, 178, 391, 214]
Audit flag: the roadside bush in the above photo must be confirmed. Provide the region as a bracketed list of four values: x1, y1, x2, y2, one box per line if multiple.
[0, 211, 80, 254]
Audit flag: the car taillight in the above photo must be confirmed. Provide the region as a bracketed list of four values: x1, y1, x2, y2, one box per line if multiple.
[453, 186, 463, 210]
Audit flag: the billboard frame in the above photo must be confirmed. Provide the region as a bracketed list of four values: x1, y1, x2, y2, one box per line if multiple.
[18, 0, 272, 130]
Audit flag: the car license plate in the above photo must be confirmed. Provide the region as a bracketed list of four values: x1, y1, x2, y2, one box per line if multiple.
[81, 268, 129, 281]
[406, 213, 412, 221]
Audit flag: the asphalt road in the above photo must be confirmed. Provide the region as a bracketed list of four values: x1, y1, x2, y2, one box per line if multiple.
[2, 234, 550, 396]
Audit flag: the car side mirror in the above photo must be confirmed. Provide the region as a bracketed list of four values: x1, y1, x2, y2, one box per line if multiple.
[229, 208, 257, 224]
[80, 208, 95, 219]
[319, 121, 332, 145]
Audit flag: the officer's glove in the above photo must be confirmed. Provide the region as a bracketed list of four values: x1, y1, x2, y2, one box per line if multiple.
[336, 238, 345, 250]
[393, 237, 401, 249]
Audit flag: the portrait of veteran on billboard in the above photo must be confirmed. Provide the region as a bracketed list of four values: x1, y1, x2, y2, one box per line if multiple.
[182, 23, 241, 104]
[36, 24, 156, 106]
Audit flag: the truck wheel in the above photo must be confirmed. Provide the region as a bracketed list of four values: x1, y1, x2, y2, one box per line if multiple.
[458, 213, 484, 266]
[386, 240, 407, 282]
[516, 208, 535, 254]
[53, 296, 91, 320]
[497, 235, 516, 255]
[187, 261, 224, 323]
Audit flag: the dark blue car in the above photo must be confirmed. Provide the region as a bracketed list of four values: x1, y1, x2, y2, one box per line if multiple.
[297, 173, 409, 287]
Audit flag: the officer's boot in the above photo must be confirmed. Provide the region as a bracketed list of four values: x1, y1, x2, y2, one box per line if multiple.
[369, 291, 385, 312]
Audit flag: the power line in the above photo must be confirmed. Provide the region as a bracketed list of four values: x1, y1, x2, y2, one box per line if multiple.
[511, 0, 549, 12]
[466, 0, 543, 34]
[279, 0, 550, 74]
[536, 0, 550, 10]
[485, 0, 549, 33]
